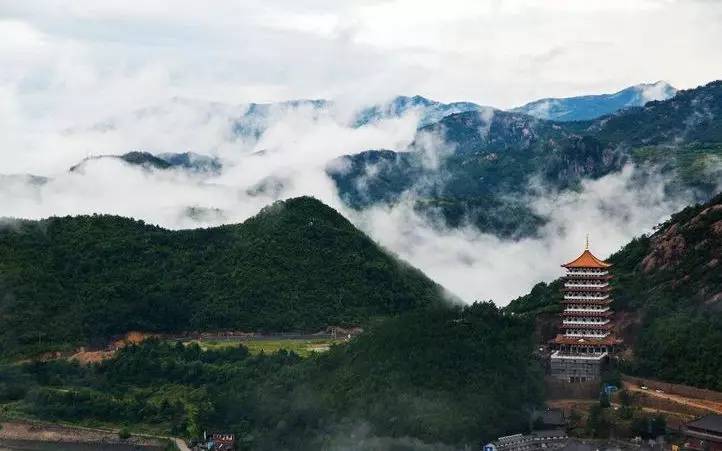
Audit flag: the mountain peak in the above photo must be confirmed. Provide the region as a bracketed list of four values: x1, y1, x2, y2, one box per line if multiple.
[510, 81, 678, 121]
[68, 151, 172, 172]
[630, 80, 677, 103]
[0, 195, 446, 355]
[352, 95, 485, 128]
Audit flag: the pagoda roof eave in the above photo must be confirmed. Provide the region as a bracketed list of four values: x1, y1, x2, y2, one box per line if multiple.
[550, 335, 623, 346]
[561, 249, 612, 269]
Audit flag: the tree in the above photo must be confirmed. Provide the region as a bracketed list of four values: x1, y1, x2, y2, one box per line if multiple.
[118, 427, 131, 440]
[586, 405, 611, 438]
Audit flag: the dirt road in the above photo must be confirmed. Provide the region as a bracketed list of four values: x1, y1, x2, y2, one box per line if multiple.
[0, 420, 189, 450]
[623, 381, 722, 415]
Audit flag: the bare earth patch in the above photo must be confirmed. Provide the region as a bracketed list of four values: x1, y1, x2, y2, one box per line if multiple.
[0, 420, 164, 448]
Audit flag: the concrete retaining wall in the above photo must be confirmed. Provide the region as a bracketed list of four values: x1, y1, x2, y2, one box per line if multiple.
[544, 377, 599, 399]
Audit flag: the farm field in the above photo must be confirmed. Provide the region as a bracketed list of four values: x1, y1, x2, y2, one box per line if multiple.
[182, 337, 346, 357]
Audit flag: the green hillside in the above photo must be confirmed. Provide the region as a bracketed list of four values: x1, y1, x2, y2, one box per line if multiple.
[506, 193, 722, 390]
[0, 303, 544, 449]
[0, 197, 447, 357]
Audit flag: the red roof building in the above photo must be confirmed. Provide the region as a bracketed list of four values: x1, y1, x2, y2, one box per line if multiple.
[549, 241, 622, 383]
[210, 433, 235, 450]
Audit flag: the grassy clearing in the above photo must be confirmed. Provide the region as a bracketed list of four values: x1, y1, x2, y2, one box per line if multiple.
[184, 338, 345, 357]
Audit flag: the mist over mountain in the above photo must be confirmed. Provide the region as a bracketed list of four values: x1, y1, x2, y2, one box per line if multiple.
[330, 80, 722, 238]
[82, 84, 663, 148]
[83, 95, 487, 144]
[69, 151, 222, 174]
[511, 81, 677, 121]
[352, 95, 489, 128]
[3, 80, 721, 303]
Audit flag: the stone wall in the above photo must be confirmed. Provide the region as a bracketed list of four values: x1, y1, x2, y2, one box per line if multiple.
[550, 355, 603, 382]
[545, 377, 599, 399]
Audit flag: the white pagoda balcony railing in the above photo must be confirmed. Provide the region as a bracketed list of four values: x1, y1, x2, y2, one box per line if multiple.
[566, 307, 610, 312]
[564, 331, 609, 338]
[566, 269, 609, 276]
[564, 294, 610, 300]
[565, 282, 608, 288]
[551, 350, 608, 361]
[563, 319, 610, 326]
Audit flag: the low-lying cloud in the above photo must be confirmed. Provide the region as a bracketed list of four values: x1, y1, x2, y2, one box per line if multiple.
[357, 166, 692, 304]
[0, 100, 701, 305]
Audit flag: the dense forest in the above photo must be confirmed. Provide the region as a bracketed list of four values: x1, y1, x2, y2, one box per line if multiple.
[0, 302, 544, 450]
[506, 193, 722, 391]
[0, 197, 447, 357]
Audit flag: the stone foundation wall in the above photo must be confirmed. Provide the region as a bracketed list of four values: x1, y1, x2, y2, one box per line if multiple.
[550, 355, 603, 382]
[544, 377, 599, 399]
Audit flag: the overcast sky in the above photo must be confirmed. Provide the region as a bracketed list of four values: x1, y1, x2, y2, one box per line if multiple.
[2, 0, 722, 127]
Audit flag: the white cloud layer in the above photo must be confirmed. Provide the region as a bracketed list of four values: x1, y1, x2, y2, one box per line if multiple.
[358, 166, 693, 303]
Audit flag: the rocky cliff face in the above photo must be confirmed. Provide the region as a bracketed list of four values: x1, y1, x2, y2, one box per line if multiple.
[636, 200, 722, 307]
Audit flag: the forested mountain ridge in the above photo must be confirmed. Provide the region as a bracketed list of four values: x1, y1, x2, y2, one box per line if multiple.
[329, 80, 722, 238]
[510, 81, 676, 121]
[352, 94, 489, 128]
[0, 197, 447, 357]
[68, 151, 222, 174]
[328, 106, 624, 237]
[506, 192, 722, 390]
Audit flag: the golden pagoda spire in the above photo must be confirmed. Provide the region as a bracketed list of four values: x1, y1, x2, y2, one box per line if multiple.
[585, 234, 589, 250]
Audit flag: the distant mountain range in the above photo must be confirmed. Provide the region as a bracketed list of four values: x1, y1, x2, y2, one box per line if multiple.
[329, 80, 721, 237]
[352, 95, 490, 128]
[69, 151, 222, 174]
[6, 80, 708, 239]
[511, 81, 677, 121]
[229, 81, 678, 134]
[73, 82, 674, 147]
[220, 81, 679, 136]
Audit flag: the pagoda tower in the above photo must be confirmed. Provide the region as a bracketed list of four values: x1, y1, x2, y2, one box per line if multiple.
[550, 239, 622, 383]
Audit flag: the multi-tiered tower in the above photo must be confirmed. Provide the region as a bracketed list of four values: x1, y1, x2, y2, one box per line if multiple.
[550, 240, 622, 383]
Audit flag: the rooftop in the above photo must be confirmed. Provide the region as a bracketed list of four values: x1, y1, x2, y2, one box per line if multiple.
[562, 248, 611, 269]
[686, 414, 722, 435]
[541, 409, 566, 427]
